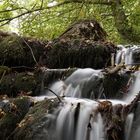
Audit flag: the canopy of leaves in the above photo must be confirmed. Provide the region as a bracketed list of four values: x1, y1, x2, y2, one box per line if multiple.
[0, 0, 140, 43]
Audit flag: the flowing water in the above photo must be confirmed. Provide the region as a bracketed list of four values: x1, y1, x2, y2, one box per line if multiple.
[115, 45, 140, 65]
[35, 45, 140, 140]
[48, 68, 104, 99]
[124, 71, 140, 102]
[125, 113, 134, 140]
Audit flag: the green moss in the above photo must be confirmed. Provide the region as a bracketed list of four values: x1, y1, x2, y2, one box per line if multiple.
[0, 66, 11, 76]
[0, 72, 37, 97]
[0, 34, 45, 67]
[0, 36, 25, 65]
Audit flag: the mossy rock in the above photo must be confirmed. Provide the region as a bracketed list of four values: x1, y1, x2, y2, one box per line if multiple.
[0, 97, 32, 140]
[0, 72, 38, 97]
[12, 98, 60, 140]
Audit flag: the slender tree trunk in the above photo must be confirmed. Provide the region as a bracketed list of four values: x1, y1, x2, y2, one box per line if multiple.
[111, 0, 140, 43]
[69, 0, 140, 43]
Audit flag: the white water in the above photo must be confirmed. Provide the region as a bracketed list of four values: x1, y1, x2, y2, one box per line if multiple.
[56, 98, 101, 140]
[125, 113, 134, 140]
[47, 68, 103, 99]
[35, 66, 139, 140]
[124, 71, 140, 102]
[115, 45, 139, 65]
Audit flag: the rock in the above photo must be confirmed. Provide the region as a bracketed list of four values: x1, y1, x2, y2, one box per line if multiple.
[0, 97, 33, 140]
[0, 68, 76, 97]
[0, 72, 38, 97]
[11, 98, 60, 140]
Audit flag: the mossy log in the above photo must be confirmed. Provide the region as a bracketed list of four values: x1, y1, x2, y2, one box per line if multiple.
[0, 33, 47, 67]
[40, 20, 116, 69]
[41, 41, 116, 69]
[0, 20, 116, 69]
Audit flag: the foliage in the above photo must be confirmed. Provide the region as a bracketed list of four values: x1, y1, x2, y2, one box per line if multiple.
[0, 0, 140, 43]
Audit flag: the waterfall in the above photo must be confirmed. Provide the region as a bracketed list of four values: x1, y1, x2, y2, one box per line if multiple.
[115, 45, 140, 65]
[125, 113, 134, 140]
[47, 68, 104, 99]
[55, 97, 126, 140]
[33, 44, 140, 140]
[37, 66, 139, 140]
[124, 71, 140, 102]
[115, 45, 140, 102]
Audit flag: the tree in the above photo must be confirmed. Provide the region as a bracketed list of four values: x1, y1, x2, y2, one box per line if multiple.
[0, 0, 140, 43]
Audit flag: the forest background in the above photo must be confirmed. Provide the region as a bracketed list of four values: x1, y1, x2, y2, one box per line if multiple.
[0, 0, 140, 44]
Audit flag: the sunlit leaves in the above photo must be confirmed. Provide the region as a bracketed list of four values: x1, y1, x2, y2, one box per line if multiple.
[0, 0, 139, 43]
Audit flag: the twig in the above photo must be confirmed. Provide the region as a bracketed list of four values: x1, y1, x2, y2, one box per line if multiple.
[0, 70, 6, 84]
[128, 91, 140, 113]
[0, 0, 112, 26]
[45, 87, 62, 103]
[21, 37, 38, 65]
[11, 66, 35, 70]
[0, 7, 25, 13]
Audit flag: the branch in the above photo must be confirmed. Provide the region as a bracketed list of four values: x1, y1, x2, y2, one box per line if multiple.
[0, 1, 68, 26]
[0, 0, 112, 26]
[0, 7, 25, 13]
[21, 37, 38, 65]
[45, 87, 62, 103]
[66, 0, 113, 5]
[105, 62, 124, 75]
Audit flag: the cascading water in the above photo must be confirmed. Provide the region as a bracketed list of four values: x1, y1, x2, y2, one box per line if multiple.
[125, 113, 134, 140]
[115, 45, 140, 65]
[124, 71, 140, 102]
[48, 68, 104, 99]
[115, 45, 140, 102]
[56, 98, 102, 140]
[34, 45, 140, 140]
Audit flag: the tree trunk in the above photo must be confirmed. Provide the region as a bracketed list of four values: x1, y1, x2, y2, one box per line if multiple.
[111, 0, 140, 43]
[67, 0, 140, 43]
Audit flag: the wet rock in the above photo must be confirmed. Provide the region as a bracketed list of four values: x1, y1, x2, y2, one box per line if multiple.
[133, 47, 140, 64]
[103, 71, 131, 99]
[11, 98, 60, 140]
